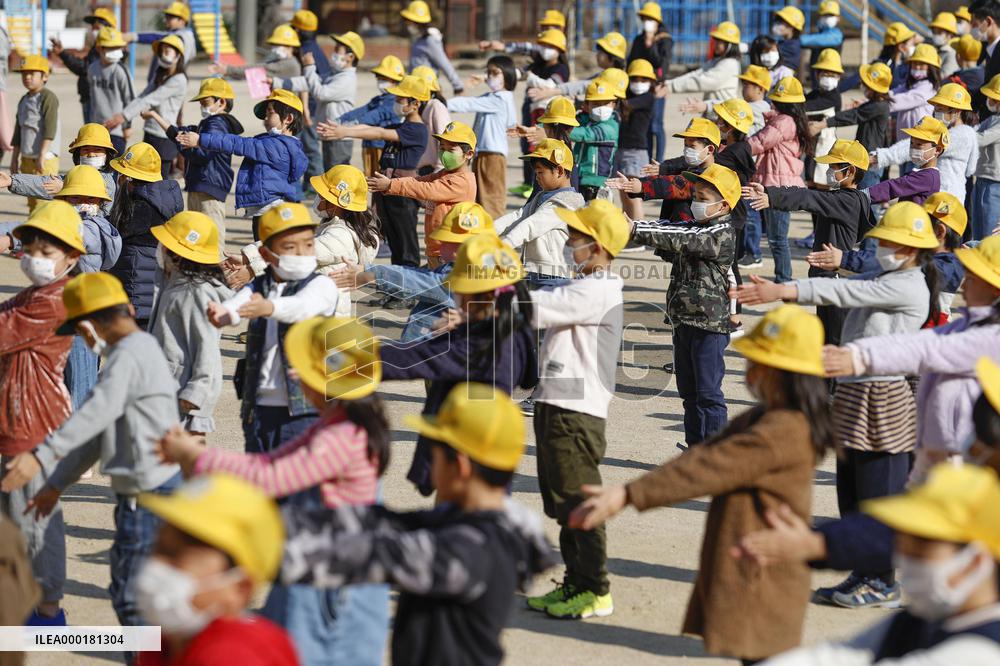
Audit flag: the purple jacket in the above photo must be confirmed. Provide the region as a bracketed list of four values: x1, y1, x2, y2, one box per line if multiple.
[889, 79, 934, 142]
[851, 308, 999, 455]
[866, 167, 939, 205]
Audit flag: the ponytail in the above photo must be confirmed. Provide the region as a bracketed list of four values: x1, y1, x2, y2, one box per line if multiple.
[917, 248, 942, 326]
[773, 101, 815, 157]
[343, 394, 391, 476]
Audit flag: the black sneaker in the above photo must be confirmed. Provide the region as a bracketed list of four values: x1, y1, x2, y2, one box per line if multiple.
[813, 573, 861, 606]
[520, 396, 535, 417]
[662, 361, 674, 373]
[383, 297, 416, 310]
[367, 293, 393, 308]
[739, 256, 764, 269]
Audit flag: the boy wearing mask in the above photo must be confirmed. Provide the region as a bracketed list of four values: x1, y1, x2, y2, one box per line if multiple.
[570, 79, 619, 201]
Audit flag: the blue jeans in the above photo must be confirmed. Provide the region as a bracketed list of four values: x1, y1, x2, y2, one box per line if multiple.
[744, 205, 762, 260]
[243, 405, 317, 454]
[648, 96, 666, 162]
[673, 324, 728, 445]
[64, 335, 99, 410]
[973, 177, 1000, 240]
[762, 208, 792, 282]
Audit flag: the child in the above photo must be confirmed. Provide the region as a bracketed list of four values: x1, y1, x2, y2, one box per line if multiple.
[401, 0, 465, 94]
[411, 65, 453, 174]
[889, 44, 940, 146]
[216, 23, 302, 81]
[206, 202, 338, 453]
[614, 59, 658, 220]
[289, 10, 328, 191]
[279, 381, 557, 665]
[571, 79, 620, 201]
[664, 22, 741, 103]
[85, 27, 135, 156]
[772, 5, 805, 70]
[127, 1, 197, 83]
[107, 141, 184, 329]
[805, 49, 844, 188]
[337, 54, 407, 177]
[0, 202, 82, 626]
[447, 55, 518, 219]
[132, 474, 298, 666]
[930, 11, 961, 75]
[0, 271, 182, 632]
[953, 33, 984, 91]
[751, 35, 795, 90]
[975, 73, 1000, 240]
[368, 119, 477, 269]
[321, 75, 430, 270]
[146, 77, 245, 244]
[866, 115, 946, 206]
[11, 55, 60, 211]
[530, 30, 627, 104]
[157, 317, 391, 665]
[629, 2, 672, 161]
[378, 233, 536, 496]
[177, 89, 308, 241]
[737, 201, 941, 609]
[149, 212, 232, 435]
[680, 64, 770, 137]
[49, 7, 116, 124]
[526, 199, 627, 619]
[571, 304, 836, 663]
[801, 1, 844, 86]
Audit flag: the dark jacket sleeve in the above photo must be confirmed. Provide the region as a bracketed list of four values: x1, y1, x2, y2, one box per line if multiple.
[827, 100, 884, 128]
[380, 329, 472, 382]
[766, 187, 861, 224]
[812, 513, 894, 573]
[58, 51, 90, 77]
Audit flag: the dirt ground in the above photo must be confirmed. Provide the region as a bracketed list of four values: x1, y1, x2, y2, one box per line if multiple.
[1, 59, 897, 665]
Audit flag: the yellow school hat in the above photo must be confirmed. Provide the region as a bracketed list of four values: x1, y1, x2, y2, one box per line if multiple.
[812, 48, 844, 73]
[775, 6, 805, 31]
[85, 7, 118, 28]
[738, 64, 772, 91]
[673, 117, 721, 147]
[596, 31, 627, 60]
[930, 11, 959, 35]
[710, 21, 741, 44]
[924, 192, 968, 236]
[267, 24, 301, 48]
[865, 201, 939, 249]
[410, 65, 440, 92]
[253, 88, 304, 118]
[433, 120, 477, 150]
[908, 43, 942, 68]
[140, 474, 284, 582]
[769, 76, 806, 103]
[386, 74, 431, 102]
[110, 142, 162, 182]
[163, 2, 191, 22]
[372, 54, 406, 82]
[291, 9, 319, 33]
[859, 62, 892, 94]
[957, 34, 984, 62]
[153, 33, 185, 58]
[555, 199, 629, 256]
[731, 304, 825, 376]
[638, 2, 663, 24]
[17, 54, 50, 74]
[191, 77, 235, 102]
[311, 164, 368, 213]
[400, 0, 432, 24]
[683, 163, 741, 208]
[585, 78, 617, 102]
[715, 98, 754, 134]
[54, 165, 111, 201]
[539, 96, 580, 126]
[983, 73, 1000, 102]
[258, 202, 316, 244]
[956, 236, 1000, 290]
[519, 137, 574, 171]
[819, 1, 840, 16]
[96, 27, 127, 49]
[627, 58, 656, 80]
[405, 382, 525, 472]
[540, 9, 566, 30]
[429, 201, 495, 243]
[597, 67, 629, 99]
[930, 82, 973, 111]
[537, 28, 567, 52]
[978, 357, 1000, 415]
[902, 115, 950, 147]
[815, 138, 870, 171]
[283, 316, 381, 400]
[68, 123, 117, 156]
[957, 5, 973, 22]
[333, 31, 365, 60]
[864, 465, 1000, 559]
[151, 211, 221, 264]
[13, 200, 86, 253]
[57, 271, 129, 335]
[445, 234, 523, 293]
[884, 21, 916, 46]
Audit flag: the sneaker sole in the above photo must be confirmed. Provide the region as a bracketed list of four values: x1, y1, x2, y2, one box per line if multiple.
[547, 605, 614, 620]
[832, 596, 902, 610]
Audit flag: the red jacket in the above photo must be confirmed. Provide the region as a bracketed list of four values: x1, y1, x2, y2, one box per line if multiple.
[0, 278, 72, 457]
[749, 112, 805, 188]
[136, 616, 299, 666]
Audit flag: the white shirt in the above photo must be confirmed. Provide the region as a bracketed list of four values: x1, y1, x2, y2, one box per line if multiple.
[988, 36, 1000, 59]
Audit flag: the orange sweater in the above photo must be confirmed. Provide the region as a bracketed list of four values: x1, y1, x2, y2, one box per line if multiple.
[386, 169, 476, 258]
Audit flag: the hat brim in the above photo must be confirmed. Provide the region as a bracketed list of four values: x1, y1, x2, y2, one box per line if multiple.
[309, 175, 368, 212]
[769, 92, 807, 104]
[538, 114, 580, 127]
[56, 183, 112, 201]
[371, 66, 404, 82]
[730, 337, 826, 377]
[331, 35, 362, 59]
[714, 105, 752, 134]
[537, 38, 567, 52]
[930, 96, 973, 111]
[402, 414, 519, 472]
[432, 132, 476, 150]
[55, 292, 130, 336]
[151, 225, 220, 265]
[400, 10, 431, 24]
[956, 247, 1000, 290]
[673, 130, 719, 144]
[815, 153, 867, 170]
[13, 220, 87, 253]
[865, 226, 939, 249]
[682, 170, 739, 208]
[283, 320, 381, 400]
[862, 492, 969, 544]
[901, 127, 944, 145]
[737, 74, 769, 88]
[109, 157, 161, 183]
[812, 63, 845, 73]
[708, 29, 740, 44]
[429, 227, 482, 243]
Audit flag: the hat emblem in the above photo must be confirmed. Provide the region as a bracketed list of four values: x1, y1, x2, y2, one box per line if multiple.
[777, 84, 786, 93]
[325, 349, 347, 375]
[279, 206, 293, 220]
[185, 230, 201, 244]
[338, 191, 352, 206]
[871, 70, 881, 79]
[336, 180, 349, 191]
[763, 322, 781, 338]
[936, 202, 950, 215]
[458, 213, 477, 230]
[124, 151, 134, 162]
[912, 218, 925, 231]
[480, 253, 497, 268]
[445, 122, 456, 133]
[553, 148, 565, 163]
[597, 85, 607, 94]
[738, 110, 747, 118]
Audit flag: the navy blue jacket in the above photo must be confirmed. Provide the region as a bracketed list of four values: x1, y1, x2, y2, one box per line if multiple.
[169, 113, 245, 201]
[778, 37, 801, 70]
[814, 512, 894, 573]
[199, 132, 308, 210]
[110, 179, 184, 322]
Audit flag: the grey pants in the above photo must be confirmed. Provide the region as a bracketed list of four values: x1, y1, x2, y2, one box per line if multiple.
[1, 455, 66, 603]
[322, 139, 353, 170]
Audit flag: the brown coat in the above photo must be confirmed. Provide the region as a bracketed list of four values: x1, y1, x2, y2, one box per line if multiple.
[627, 408, 817, 661]
[0, 516, 40, 666]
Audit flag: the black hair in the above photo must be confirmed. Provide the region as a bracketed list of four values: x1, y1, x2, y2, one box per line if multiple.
[932, 219, 963, 251]
[344, 394, 392, 476]
[433, 441, 513, 487]
[849, 166, 867, 185]
[530, 157, 569, 177]
[778, 371, 837, 460]
[773, 101, 816, 156]
[715, 42, 742, 60]
[877, 44, 898, 62]
[215, 96, 235, 113]
[971, 0, 1000, 24]
[154, 52, 186, 86]
[545, 122, 574, 146]
[17, 227, 78, 255]
[271, 101, 303, 135]
[110, 179, 136, 236]
[749, 35, 778, 67]
[916, 248, 943, 326]
[487, 55, 518, 91]
[962, 109, 980, 126]
[907, 64, 942, 89]
[342, 209, 381, 250]
[469, 280, 534, 368]
[596, 45, 626, 69]
[83, 302, 132, 326]
[974, 392, 1000, 448]
[431, 89, 448, 104]
[165, 248, 227, 284]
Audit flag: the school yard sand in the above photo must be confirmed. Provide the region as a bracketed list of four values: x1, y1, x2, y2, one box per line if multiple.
[4, 62, 895, 664]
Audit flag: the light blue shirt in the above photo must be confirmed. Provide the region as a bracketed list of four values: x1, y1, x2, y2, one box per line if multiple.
[446, 90, 516, 155]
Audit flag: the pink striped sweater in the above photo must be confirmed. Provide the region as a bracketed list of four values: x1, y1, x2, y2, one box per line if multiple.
[194, 410, 378, 507]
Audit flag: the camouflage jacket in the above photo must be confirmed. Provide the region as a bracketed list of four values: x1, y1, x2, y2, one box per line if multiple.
[629, 215, 736, 333]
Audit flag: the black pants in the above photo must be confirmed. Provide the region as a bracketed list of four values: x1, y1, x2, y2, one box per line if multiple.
[377, 193, 420, 267]
[110, 135, 127, 156]
[580, 185, 600, 202]
[816, 304, 848, 346]
[144, 133, 178, 179]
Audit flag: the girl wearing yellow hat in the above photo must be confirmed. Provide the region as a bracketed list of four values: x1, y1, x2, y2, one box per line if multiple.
[402, 1, 465, 94]
[527, 30, 628, 105]
[336, 55, 408, 177]
[888, 44, 941, 149]
[750, 35, 795, 91]
[409, 65, 453, 175]
[661, 23, 741, 105]
[210, 23, 302, 81]
[569, 304, 835, 661]
[628, 4, 671, 162]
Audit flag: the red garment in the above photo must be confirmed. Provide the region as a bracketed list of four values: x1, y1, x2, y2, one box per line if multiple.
[136, 616, 299, 666]
[0, 278, 72, 456]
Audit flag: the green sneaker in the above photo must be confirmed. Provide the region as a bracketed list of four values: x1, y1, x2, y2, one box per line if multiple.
[545, 590, 614, 619]
[526, 582, 574, 612]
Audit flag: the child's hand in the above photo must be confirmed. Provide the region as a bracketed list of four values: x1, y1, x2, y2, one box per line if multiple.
[527, 86, 556, 102]
[367, 172, 391, 192]
[731, 504, 826, 567]
[206, 301, 230, 328]
[740, 183, 769, 211]
[507, 125, 527, 138]
[208, 62, 226, 76]
[316, 122, 342, 140]
[640, 160, 660, 178]
[567, 484, 628, 530]
[1, 452, 42, 492]
[42, 176, 63, 195]
[156, 424, 205, 476]
[0, 171, 12, 189]
[679, 97, 707, 114]
[0, 234, 11, 254]
[822, 344, 858, 377]
[735, 275, 789, 306]
[851, 98, 863, 109]
[179, 399, 200, 413]
[24, 485, 61, 521]
[806, 120, 825, 137]
[237, 293, 275, 319]
[432, 308, 464, 334]
[300, 51, 315, 67]
[868, 153, 879, 168]
[805, 243, 842, 270]
[329, 256, 367, 289]
[464, 73, 485, 89]
[478, 39, 505, 52]
[176, 131, 200, 148]
[604, 171, 641, 194]
[223, 264, 253, 290]
[140, 109, 154, 120]
[104, 114, 126, 130]
[654, 82, 669, 98]
[49, 37, 63, 55]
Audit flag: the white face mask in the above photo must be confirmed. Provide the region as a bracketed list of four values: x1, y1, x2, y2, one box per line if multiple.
[541, 47, 559, 62]
[311, 197, 332, 220]
[818, 76, 839, 91]
[910, 68, 928, 80]
[562, 241, 595, 275]
[330, 53, 350, 72]
[273, 253, 318, 281]
[683, 146, 709, 166]
[896, 545, 996, 621]
[73, 202, 101, 217]
[989, 99, 1000, 115]
[957, 20, 971, 36]
[21, 254, 70, 287]
[589, 105, 614, 122]
[407, 24, 422, 38]
[77, 320, 108, 356]
[760, 50, 780, 68]
[377, 79, 393, 93]
[270, 46, 291, 60]
[825, 165, 849, 189]
[158, 52, 178, 67]
[820, 16, 839, 29]
[901, 43, 916, 58]
[876, 244, 908, 271]
[932, 32, 950, 46]
[268, 126, 283, 135]
[104, 49, 124, 63]
[933, 110, 956, 126]
[392, 100, 410, 117]
[486, 74, 505, 92]
[200, 104, 219, 119]
[972, 24, 988, 42]
[910, 144, 935, 167]
[80, 154, 106, 168]
[643, 19, 659, 34]
[135, 559, 244, 638]
[630, 81, 651, 95]
[691, 199, 724, 222]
